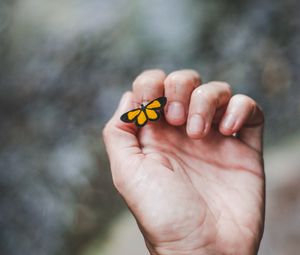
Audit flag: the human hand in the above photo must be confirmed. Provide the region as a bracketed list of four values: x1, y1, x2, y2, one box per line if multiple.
[103, 69, 265, 255]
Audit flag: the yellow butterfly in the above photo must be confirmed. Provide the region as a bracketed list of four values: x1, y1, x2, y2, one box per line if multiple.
[120, 97, 167, 127]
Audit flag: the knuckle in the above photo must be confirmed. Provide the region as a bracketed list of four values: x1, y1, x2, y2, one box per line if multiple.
[193, 72, 202, 86]
[233, 94, 256, 107]
[182, 69, 202, 85]
[133, 76, 161, 91]
[142, 69, 165, 76]
[217, 81, 231, 88]
[166, 72, 195, 88]
[208, 81, 232, 95]
[222, 82, 232, 95]
[193, 87, 218, 106]
[133, 70, 165, 90]
[188, 69, 201, 80]
[133, 75, 152, 89]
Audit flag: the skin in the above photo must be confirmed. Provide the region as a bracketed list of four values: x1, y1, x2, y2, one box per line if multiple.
[103, 69, 265, 255]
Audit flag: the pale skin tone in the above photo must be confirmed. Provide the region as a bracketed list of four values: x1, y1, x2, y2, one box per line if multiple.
[103, 69, 265, 255]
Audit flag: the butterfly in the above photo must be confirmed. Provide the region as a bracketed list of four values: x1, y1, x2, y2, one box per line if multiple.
[120, 96, 167, 127]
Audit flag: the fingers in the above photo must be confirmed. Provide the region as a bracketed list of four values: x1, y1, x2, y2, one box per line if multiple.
[164, 70, 201, 125]
[133, 69, 166, 105]
[185, 83, 264, 152]
[132, 69, 200, 127]
[187, 82, 232, 138]
[128, 69, 264, 152]
[219, 94, 264, 152]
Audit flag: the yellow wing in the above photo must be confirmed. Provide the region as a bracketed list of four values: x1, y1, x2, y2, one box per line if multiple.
[127, 109, 141, 120]
[145, 109, 158, 120]
[146, 97, 167, 109]
[136, 110, 148, 126]
[120, 109, 141, 123]
[120, 97, 167, 127]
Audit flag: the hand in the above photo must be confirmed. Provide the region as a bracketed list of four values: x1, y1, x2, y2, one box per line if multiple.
[103, 69, 265, 255]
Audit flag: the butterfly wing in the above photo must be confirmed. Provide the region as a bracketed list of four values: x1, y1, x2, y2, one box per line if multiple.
[136, 110, 148, 127]
[144, 96, 167, 121]
[120, 108, 148, 127]
[120, 109, 141, 123]
[120, 97, 167, 127]
[145, 108, 159, 121]
[145, 97, 167, 110]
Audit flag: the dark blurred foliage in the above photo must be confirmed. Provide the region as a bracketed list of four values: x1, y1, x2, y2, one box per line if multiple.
[0, 0, 300, 255]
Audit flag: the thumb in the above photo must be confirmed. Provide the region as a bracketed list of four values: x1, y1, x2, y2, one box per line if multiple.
[102, 91, 142, 174]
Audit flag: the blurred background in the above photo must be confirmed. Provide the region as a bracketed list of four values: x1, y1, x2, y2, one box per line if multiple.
[1, 0, 300, 254]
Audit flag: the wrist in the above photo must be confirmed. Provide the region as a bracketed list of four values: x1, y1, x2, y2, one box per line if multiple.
[145, 240, 213, 255]
[145, 239, 259, 255]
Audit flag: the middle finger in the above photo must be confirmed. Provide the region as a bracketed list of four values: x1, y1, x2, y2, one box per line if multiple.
[164, 69, 201, 126]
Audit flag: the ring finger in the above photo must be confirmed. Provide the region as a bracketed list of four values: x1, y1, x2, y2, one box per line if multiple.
[187, 81, 232, 138]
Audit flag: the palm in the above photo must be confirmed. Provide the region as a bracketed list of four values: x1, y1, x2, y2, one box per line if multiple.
[124, 123, 264, 254]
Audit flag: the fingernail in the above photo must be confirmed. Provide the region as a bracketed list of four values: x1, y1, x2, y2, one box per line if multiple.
[167, 102, 185, 121]
[223, 113, 236, 130]
[188, 114, 204, 135]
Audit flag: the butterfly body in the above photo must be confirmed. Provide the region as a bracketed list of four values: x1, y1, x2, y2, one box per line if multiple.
[140, 103, 146, 111]
[120, 97, 167, 127]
